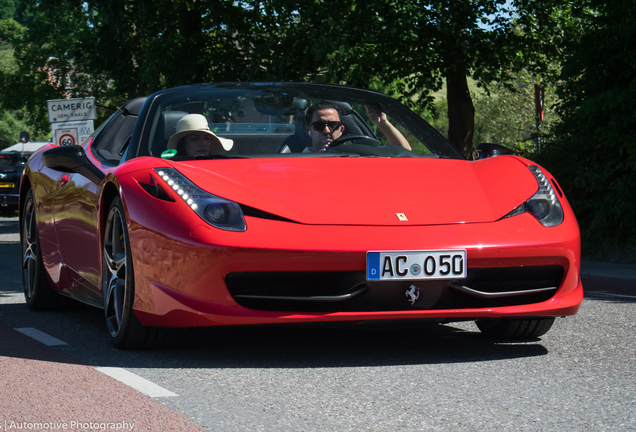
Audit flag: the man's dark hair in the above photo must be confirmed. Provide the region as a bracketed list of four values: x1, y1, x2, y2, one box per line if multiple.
[305, 102, 343, 126]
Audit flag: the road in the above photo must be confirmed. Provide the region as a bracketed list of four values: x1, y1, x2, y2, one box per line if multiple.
[1, 214, 635, 431]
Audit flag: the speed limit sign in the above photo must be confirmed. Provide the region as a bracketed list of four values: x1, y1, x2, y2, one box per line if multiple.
[59, 133, 75, 146]
[55, 128, 79, 146]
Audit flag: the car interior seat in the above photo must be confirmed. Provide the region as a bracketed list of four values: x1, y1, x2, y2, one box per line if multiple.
[150, 111, 189, 156]
[275, 98, 310, 153]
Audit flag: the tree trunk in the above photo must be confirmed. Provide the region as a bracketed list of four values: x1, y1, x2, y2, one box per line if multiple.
[178, 5, 204, 84]
[446, 72, 475, 159]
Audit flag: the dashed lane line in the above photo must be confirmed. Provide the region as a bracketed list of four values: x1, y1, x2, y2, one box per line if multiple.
[96, 367, 178, 397]
[15, 327, 69, 346]
[14, 327, 178, 398]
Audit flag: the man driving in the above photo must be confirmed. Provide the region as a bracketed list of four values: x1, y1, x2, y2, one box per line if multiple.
[303, 102, 412, 153]
[304, 102, 345, 153]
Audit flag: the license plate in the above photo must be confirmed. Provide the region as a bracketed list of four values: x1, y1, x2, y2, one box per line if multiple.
[367, 250, 467, 281]
[0, 182, 14, 188]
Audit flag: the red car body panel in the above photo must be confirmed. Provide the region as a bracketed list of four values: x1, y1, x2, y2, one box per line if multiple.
[97, 153, 578, 327]
[19, 84, 583, 336]
[172, 156, 539, 226]
[129, 215, 581, 327]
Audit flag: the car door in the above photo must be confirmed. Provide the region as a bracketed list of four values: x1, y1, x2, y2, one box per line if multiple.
[47, 100, 143, 306]
[51, 164, 103, 306]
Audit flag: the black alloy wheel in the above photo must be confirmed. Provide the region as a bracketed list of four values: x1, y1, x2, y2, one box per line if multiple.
[102, 197, 170, 349]
[22, 189, 59, 310]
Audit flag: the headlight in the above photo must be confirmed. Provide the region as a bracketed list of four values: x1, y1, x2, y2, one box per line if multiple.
[503, 165, 564, 227]
[155, 168, 246, 232]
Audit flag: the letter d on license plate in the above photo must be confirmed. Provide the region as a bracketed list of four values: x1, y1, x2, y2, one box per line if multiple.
[366, 250, 467, 281]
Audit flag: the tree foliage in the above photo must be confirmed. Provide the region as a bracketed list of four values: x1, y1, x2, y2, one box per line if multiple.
[0, 0, 15, 20]
[1, 0, 267, 129]
[0, 5, 42, 149]
[247, 0, 566, 157]
[2, 0, 635, 257]
[538, 0, 636, 259]
[1, 0, 568, 154]
[473, 71, 559, 155]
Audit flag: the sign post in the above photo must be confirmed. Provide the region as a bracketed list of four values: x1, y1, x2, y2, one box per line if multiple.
[534, 85, 545, 153]
[47, 97, 96, 145]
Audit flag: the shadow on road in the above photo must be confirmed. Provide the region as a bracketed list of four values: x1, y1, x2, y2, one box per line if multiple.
[0, 217, 550, 371]
[0, 298, 550, 371]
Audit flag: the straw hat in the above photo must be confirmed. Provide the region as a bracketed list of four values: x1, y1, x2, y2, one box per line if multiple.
[167, 114, 233, 151]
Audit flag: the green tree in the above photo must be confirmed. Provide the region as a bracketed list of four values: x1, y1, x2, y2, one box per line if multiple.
[420, 73, 558, 157]
[249, 0, 567, 158]
[0, 0, 15, 20]
[3, 0, 571, 144]
[0, 18, 23, 42]
[473, 72, 559, 155]
[1, 0, 264, 131]
[0, 39, 47, 148]
[0, 14, 37, 149]
[539, 0, 636, 259]
[0, 106, 48, 149]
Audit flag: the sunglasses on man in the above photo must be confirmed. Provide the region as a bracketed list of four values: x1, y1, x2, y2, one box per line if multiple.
[310, 121, 342, 132]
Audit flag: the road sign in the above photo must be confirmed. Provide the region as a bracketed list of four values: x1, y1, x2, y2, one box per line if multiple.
[51, 120, 94, 145]
[55, 128, 78, 146]
[47, 97, 96, 123]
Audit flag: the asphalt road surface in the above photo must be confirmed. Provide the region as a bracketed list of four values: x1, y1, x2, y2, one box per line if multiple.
[0, 214, 634, 431]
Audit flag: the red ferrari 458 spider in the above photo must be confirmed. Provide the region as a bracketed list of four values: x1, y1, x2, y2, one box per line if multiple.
[19, 83, 582, 348]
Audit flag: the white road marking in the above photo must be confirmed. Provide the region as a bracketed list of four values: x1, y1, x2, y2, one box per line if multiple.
[96, 367, 178, 397]
[0, 291, 24, 305]
[15, 327, 69, 346]
[13, 327, 177, 398]
[0, 233, 20, 243]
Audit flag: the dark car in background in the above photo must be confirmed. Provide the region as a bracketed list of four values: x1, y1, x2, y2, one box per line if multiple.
[0, 151, 28, 213]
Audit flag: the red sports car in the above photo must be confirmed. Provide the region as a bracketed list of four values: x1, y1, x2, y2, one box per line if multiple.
[20, 83, 582, 349]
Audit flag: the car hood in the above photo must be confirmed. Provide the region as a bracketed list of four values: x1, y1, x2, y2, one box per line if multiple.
[169, 156, 538, 226]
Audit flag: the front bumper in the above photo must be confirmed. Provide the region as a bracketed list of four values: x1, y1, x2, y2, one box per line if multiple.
[126, 197, 582, 327]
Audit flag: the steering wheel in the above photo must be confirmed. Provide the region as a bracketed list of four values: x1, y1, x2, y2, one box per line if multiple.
[329, 134, 382, 148]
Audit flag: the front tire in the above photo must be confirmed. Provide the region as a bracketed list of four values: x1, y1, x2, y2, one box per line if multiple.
[22, 189, 60, 310]
[102, 197, 169, 349]
[476, 318, 555, 339]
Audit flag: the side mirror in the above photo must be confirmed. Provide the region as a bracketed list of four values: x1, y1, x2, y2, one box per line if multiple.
[475, 143, 513, 159]
[42, 146, 105, 184]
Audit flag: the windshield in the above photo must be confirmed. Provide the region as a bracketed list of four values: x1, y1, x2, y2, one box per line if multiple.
[134, 84, 463, 160]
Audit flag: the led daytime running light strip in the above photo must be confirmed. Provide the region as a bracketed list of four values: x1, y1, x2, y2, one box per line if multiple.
[155, 168, 205, 211]
[528, 165, 557, 205]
